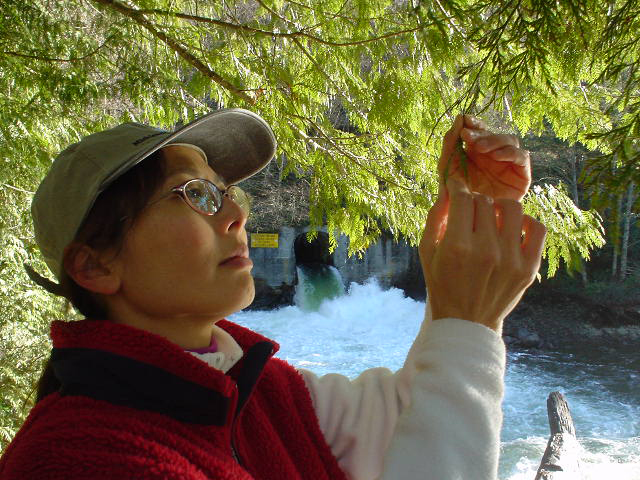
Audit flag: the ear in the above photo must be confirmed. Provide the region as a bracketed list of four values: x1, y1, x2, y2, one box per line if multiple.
[63, 243, 121, 295]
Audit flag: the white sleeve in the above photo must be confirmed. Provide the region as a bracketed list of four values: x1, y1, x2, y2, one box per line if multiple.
[380, 318, 506, 480]
[299, 309, 506, 480]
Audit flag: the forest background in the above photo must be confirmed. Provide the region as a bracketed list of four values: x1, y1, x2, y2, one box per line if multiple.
[1, 0, 638, 451]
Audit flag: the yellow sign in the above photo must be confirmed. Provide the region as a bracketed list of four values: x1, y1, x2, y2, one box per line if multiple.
[251, 233, 279, 248]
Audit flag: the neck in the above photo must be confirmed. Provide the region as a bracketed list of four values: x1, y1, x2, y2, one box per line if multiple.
[124, 316, 217, 350]
[107, 310, 220, 350]
[101, 290, 237, 349]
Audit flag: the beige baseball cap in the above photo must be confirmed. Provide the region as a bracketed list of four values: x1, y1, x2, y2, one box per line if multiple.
[31, 108, 277, 281]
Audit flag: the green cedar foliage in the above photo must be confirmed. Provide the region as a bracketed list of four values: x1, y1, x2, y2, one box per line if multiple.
[0, 0, 637, 451]
[524, 184, 605, 278]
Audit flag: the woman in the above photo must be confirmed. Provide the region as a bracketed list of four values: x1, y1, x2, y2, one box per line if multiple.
[0, 109, 545, 479]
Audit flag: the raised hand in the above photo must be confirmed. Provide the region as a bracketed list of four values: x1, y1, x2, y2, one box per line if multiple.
[420, 179, 545, 332]
[421, 117, 546, 332]
[439, 115, 531, 202]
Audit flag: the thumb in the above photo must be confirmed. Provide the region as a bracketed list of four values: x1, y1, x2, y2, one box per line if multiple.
[438, 114, 465, 179]
[420, 183, 449, 265]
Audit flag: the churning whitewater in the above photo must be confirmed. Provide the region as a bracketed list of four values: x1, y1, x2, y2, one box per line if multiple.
[230, 275, 640, 479]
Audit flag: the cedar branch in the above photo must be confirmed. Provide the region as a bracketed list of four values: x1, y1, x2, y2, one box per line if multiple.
[290, 114, 415, 192]
[2, 34, 117, 63]
[91, 0, 254, 104]
[134, 8, 432, 47]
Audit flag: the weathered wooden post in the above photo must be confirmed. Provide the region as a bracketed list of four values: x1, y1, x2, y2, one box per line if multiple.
[534, 392, 582, 479]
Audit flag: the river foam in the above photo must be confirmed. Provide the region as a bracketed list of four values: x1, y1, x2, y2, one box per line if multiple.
[231, 277, 640, 479]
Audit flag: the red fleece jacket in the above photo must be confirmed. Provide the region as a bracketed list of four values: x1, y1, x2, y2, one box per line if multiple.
[0, 319, 348, 480]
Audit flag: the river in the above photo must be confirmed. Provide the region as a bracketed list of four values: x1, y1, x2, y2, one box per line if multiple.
[230, 275, 640, 479]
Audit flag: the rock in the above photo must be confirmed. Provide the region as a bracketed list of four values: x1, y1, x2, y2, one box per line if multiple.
[622, 307, 640, 323]
[249, 279, 295, 310]
[517, 326, 531, 339]
[510, 327, 543, 349]
[523, 332, 542, 348]
[250, 226, 425, 306]
[517, 327, 541, 348]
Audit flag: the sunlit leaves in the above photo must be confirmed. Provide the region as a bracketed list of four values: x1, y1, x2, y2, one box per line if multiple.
[524, 184, 605, 277]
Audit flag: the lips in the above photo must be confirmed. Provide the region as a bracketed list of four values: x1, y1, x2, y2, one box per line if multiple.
[219, 244, 250, 265]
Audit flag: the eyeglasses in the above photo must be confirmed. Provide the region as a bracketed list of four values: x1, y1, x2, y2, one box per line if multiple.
[169, 178, 250, 216]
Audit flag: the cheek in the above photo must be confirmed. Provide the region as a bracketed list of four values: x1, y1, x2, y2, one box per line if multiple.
[126, 215, 218, 276]
[182, 221, 217, 253]
[117, 212, 252, 316]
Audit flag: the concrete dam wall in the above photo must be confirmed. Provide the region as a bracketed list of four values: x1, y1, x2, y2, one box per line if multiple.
[248, 227, 425, 309]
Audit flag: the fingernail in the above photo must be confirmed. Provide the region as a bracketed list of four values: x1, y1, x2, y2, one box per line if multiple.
[467, 115, 482, 127]
[475, 138, 488, 149]
[467, 129, 482, 140]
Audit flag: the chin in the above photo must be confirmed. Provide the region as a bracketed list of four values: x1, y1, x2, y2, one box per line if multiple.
[210, 275, 255, 318]
[238, 276, 256, 310]
[222, 275, 256, 316]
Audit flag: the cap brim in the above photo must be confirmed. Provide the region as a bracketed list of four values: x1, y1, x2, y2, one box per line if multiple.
[103, 109, 277, 188]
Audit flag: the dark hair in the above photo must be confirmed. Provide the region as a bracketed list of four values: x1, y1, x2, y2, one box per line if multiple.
[35, 150, 167, 402]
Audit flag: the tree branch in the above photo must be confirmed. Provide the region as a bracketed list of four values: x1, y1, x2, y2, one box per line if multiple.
[254, 0, 297, 28]
[2, 34, 117, 64]
[1, 184, 35, 195]
[290, 114, 415, 191]
[291, 37, 341, 92]
[284, 0, 395, 24]
[91, 0, 255, 104]
[135, 7, 432, 47]
[434, 0, 465, 38]
[2, 50, 79, 63]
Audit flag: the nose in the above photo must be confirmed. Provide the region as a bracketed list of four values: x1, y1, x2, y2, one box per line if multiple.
[213, 192, 248, 234]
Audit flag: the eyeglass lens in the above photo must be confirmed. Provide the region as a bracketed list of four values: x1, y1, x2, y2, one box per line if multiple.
[184, 180, 249, 215]
[227, 186, 250, 214]
[184, 180, 222, 214]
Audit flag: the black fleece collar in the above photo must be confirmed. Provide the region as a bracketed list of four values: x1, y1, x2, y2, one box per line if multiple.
[51, 323, 275, 426]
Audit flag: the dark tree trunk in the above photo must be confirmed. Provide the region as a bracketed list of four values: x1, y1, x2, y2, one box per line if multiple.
[569, 152, 588, 285]
[619, 181, 636, 281]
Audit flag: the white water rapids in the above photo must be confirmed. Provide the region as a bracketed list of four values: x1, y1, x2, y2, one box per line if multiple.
[230, 275, 640, 479]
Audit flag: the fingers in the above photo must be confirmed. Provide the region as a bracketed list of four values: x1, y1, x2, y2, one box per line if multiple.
[461, 129, 520, 152]
[522, 215, 547, 262]
[443, 115, 465, 149]
[442, 178, 473, 241]
[473, 193, 498, 241]
[495, 199, 524, 256]
[438, 115, 465, 178]
[420, 183, 449, 265]
[487, 145, 529, 166]
[461, 127, 530, 175]
[424, 157, 545, 268]
[494, 199, 546, 282]
[462, 114, 487, 130]
[429, 179, 501, 248]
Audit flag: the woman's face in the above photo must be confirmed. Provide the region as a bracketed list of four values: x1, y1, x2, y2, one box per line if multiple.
[109, 145, 255, 322]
